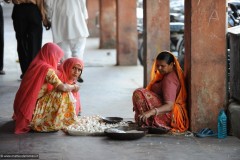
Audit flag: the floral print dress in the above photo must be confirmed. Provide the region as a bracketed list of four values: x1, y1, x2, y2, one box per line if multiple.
[30, 69, 78, 132]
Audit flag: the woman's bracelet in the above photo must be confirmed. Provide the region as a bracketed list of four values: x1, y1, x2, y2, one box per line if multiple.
[154, 108, 158, 116]
[74, 85, 77, 90]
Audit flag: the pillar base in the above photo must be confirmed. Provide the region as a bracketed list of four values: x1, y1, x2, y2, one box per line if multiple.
[228, 100, 240, 139]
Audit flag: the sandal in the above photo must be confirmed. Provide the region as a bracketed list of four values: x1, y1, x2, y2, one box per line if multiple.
[195, 128, 217, 138]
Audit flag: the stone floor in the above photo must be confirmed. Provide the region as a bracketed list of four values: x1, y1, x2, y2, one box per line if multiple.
[0, 4, 239, 160]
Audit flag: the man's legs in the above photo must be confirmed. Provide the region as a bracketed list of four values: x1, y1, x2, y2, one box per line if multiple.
[12, 4, 43, 78]
[27, 4, 42, 61]
[70, 38, 87, 83]
[12, 5, 29, 78]
[71, 37, 87, 60]
[57, 41, 71, 60]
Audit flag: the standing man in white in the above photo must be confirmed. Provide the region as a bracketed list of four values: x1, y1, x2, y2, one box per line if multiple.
[46, 0, 89, 82]
[45, 0, 89, 83]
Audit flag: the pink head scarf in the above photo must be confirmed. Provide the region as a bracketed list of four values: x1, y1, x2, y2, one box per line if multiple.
[13, 43, 64, 134]
[58, 58, 84, 114]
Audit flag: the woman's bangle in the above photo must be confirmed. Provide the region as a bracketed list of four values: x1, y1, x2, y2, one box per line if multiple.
[74, 85, 77, 90]
[154, 108, 158, 116]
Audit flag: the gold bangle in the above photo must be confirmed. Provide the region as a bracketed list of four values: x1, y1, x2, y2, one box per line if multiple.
[154, 108, 158, 116]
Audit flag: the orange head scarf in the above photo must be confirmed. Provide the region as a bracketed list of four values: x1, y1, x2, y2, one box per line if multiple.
[58, 58, 84, 114]
[146, 51, 189, 133]
[13, 43, 64, 134]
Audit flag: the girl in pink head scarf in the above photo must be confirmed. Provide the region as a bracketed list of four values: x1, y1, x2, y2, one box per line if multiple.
[57, 58, 84, 115]
[13, 43, 80, 134]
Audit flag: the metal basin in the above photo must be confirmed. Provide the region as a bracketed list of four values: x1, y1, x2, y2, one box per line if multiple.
[104, 126, 146, 140]
[101, 117, 123, 124]
[147, 127, 170, 134]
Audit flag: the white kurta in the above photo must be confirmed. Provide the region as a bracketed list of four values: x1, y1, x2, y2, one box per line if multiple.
[45, 0, 89, 43]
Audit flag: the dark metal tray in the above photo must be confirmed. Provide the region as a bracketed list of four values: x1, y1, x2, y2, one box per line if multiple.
[104, 126, 146, 140]
[147, 126, 170, 134]
[101, 117, 123, 124]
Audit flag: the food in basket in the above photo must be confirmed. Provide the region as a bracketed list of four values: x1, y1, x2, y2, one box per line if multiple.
[66, 115, 128, 135]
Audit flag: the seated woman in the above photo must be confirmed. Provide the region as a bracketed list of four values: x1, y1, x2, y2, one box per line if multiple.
[13, 43, 81, 134]
[30, 57, 84, 132]
[132, 51, 189, 133]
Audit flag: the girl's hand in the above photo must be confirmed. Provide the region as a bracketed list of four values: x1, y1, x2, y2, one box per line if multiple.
[73, 84, 80, 92]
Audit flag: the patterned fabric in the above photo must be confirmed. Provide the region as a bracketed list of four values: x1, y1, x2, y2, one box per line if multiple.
[30, 68, 78, 132]
[13, 43, 64, 134]
[133, 64, 180, 130]
[133, 88, 172, 130]
[145, 51, 189, 132]
[31, 91, 78, 132]
[38, 69, 62, 99]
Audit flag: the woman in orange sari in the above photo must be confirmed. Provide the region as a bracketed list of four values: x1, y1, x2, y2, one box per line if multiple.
[13, 43, 80, 134]
[132, 51, 189, 133]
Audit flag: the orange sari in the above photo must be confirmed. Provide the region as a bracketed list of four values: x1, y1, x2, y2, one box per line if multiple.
[147, 52, 189, 132]
[133, 52, 189, 133]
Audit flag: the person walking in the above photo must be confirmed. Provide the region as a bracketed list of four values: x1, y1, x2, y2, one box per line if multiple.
[4, 0, 51, 79]
[0, 1, 5, 75]
[45, 0, 89, 82]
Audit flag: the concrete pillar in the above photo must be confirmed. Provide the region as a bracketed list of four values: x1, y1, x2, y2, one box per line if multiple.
[143, 0, 170, 86]
[86, 0, 100, 37]
[185, 0, 227, 132]
[99, 0, 116, 49]
[116, 0, 138, 65]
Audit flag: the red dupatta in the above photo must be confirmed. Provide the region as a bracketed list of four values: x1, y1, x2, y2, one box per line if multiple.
[146, 51, 189, 133]
[57, 58, 84, 115]
[13, 43, 64, 134]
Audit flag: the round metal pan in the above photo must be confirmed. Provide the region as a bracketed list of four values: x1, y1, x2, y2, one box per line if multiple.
[104, 126, 146, 140]
[101, 117, 123, 124]
[147, 127, 169, 134]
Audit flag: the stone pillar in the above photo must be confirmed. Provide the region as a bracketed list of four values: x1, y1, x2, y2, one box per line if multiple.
[116, 0, 138, 65]
[143, 0, 170, 86]
[185, 0, 227, 132]
[99, 0, 116, 49]
[86, 0, 100, 37]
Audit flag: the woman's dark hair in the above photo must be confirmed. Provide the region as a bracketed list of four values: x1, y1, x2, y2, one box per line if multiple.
[156, 51, 174, 65]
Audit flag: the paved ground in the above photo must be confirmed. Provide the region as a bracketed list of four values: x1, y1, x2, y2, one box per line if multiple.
[0, 4, 240, 160]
